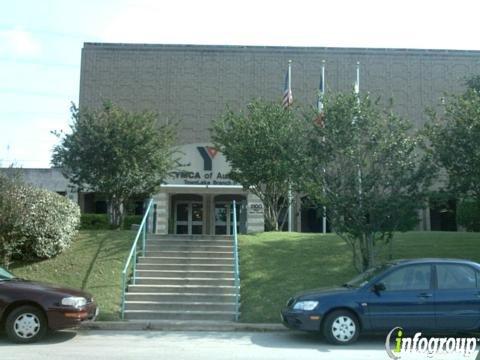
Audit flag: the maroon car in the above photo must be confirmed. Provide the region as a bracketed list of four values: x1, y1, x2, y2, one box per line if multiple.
[0, 267, 98, 343]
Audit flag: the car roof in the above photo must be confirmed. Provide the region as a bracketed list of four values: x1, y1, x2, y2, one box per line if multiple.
[389, 258, 480, 267]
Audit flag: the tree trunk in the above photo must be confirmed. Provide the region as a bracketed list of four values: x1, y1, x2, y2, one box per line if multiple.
[108, 196, 124, 228]
[367, 232, 374, 269]
[388, 235, 393, 260]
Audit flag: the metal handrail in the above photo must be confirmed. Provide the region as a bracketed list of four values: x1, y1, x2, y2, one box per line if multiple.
[232, 200, 240, 321]
[120, 198, 154, 320]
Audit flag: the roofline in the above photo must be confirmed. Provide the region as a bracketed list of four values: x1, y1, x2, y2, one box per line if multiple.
[82, 42, 480, 57]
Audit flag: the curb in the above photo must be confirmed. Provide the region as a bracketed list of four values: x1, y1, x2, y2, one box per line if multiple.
[79, 320, 287, 332]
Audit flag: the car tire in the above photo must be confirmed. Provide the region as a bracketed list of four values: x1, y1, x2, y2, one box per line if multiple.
[5, 305, 47, 343]
[322, 310, 359, 345]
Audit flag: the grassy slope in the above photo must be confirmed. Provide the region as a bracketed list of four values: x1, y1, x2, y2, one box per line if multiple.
[11, 230, 133, 321]
[8, 230, 480, 323]
[239, 231, 480, 323]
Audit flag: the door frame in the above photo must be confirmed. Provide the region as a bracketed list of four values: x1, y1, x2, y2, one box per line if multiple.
[174, 201, 203, 235]
[214, 202, 230, 235]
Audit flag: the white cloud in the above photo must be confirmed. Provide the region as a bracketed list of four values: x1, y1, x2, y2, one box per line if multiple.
[0, 28, 42, 57]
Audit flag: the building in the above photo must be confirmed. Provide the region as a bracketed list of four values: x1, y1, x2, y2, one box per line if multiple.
[76, 43, 480, 234]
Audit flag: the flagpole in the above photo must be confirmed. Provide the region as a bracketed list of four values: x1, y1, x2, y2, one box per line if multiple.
[287, 59, 293, 232]
[320, 60, 327, 234]
[355, 61, 360, 103]
[355, 61, 366, 261]
[354, 61, 362, 199]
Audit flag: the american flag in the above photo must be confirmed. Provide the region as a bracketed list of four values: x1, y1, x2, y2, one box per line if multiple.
[282, 62, 293, 108]
[314, 62, 325, 127]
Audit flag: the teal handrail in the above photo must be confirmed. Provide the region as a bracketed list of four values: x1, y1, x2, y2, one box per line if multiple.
[120, 198, 154, 320]
[232, 200, 240, 321]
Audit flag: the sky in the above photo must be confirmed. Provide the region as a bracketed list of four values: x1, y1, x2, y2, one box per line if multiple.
[1, 0, 480, 168]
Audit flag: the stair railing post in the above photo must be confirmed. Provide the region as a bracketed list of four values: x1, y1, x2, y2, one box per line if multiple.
[121, 270, 126, 320]
[142, 220, 146, 256]
[132, 246, 137, 285]
[233, 200, 240, 321]
[153, 204, 157, 234]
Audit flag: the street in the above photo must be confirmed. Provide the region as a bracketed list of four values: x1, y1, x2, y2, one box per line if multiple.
[0, 330, 477, 360]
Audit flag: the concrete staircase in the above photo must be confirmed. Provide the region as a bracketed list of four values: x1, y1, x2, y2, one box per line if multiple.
[124, 235, 240, 321]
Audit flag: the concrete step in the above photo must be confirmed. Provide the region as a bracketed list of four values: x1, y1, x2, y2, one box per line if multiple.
[125, 292, 237, 302]
[124, 301, 237, 312]
[138, 257, 234, 265]
[146, 245, 234, 252]
[146, 240, 233, 247]
[135, 270, 234, 278]
[135, 277, 235, 286]
[127, 284, 238, 294]
[144, 251, 234, 259]
[124, 310, 237, 321]
[136, 263, 234, 272]
[147, 235, 231, 241]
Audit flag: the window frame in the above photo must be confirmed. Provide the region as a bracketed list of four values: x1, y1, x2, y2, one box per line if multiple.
[434, 263, 479, 291]
[376, 264, 434, 292]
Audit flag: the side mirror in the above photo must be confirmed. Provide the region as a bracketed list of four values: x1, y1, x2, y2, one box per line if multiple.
[372, 282, 386, 293]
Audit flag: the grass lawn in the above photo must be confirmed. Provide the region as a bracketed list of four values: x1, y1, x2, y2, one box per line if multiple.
[7, 230, 480, 323]
[10, 230, 134, 321]
[239, 231, 480, 323]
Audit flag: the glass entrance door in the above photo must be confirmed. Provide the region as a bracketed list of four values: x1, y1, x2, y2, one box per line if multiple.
[214, 202, 240, 235]
[175, 202, 203, 235]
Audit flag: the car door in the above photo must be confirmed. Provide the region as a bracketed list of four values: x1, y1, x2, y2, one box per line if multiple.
[365, 264, 436, 331]
[434, 263, 480, 330]
[0, 281, 10, 318]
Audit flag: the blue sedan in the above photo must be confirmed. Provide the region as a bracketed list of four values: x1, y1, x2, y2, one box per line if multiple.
[281, 258, 480, 344]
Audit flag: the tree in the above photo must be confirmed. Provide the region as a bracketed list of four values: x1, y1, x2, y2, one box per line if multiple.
[425, 78, 480, 226]
[52, 102, 176, 227]
[212, 100, 305, 231]
[301, 92, 433, 272]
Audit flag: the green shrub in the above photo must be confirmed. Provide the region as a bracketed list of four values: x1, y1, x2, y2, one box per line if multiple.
[81, 213, 110, 230]
[0, 175, 80, 263]
[123, 215, 143, 230]
[18, 186, 80, 259]
[457, 199, 480, 232]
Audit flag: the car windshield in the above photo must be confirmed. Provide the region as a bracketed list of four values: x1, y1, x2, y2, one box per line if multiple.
[0, 267, 15, 280]
[344, 263, 392, 288]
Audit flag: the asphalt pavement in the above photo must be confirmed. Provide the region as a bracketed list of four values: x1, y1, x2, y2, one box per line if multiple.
[0, 330, 477, 360]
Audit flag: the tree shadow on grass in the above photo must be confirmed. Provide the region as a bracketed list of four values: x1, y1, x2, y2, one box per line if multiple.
[81, 234, 108, 290]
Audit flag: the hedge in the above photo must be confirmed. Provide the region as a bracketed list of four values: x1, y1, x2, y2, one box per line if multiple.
[80, 213, 143, 230]
[80, 213, 110, 230]
[457, 199, 480, 232]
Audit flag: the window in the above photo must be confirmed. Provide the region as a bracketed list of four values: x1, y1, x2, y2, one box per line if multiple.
[436, 264, 477, 290]
[380, 265, 431, 291]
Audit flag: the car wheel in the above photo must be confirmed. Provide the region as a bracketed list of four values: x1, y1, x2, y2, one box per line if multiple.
[322, 310, 359, 345]
[5, 305, 47, 343]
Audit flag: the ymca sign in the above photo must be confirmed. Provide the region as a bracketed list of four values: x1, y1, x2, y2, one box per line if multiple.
[166, 143, 237, 186]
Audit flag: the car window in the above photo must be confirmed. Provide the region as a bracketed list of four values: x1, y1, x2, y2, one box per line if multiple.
[345, 263, 391, 287]
[380, 265, 431, 291]
[436, 264, 477, 290]
[0, 267, 14, 280]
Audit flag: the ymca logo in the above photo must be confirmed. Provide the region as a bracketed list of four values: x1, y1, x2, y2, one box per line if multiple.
[197, 146, 218, 171]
